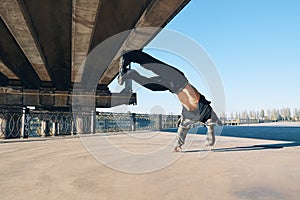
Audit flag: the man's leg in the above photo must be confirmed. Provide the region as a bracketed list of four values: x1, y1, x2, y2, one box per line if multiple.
[174, 110, 221, 151]
[122, 50, 182, 76]
[120, 69, 169, 92]
[204, 110, 222, 146]
[174, 117, 195, 152]
[186, 94, 222, 147]
[120, 50, 188, 94]
[205, 119, 216, 146]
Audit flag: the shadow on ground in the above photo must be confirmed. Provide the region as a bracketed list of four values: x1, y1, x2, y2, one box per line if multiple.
[164, 125, 300, 153]
[183, 142, 300, 153]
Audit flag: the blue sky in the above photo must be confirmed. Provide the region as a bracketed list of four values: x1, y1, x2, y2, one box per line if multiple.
[103, 0, 300, 115]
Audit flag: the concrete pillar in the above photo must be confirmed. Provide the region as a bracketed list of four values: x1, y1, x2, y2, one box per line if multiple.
[71, 120, 74, 135]
[131, 113, 136, 131]
[75, 116, 83, 134]
[158, 114, 162, 131]
[41, 121, 46, 137]
[91, 111, 96, 134]
[45, 121, 51, 136]
[22, 108, 30, 138]
[74, 111, 95, 134]
[58, 120, 63, 135]
[51, 121, 60, 136]
[41, 120, 50, 137]
[56, 122, 60, 135]
[0, 117, 6, 139]
[52, 122, 56, 137]
[21, 108, 25, 138]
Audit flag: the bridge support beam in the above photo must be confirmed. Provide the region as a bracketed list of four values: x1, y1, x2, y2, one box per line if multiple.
[0, 86, 137, 109]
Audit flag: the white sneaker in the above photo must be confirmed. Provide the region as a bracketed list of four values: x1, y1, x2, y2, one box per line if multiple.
[117, 74, 125, 85]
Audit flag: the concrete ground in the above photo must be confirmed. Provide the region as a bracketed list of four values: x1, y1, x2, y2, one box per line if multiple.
[0, 132, 299, 200]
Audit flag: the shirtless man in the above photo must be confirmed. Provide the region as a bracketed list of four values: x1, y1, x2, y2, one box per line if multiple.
[117, 50, 222, 152]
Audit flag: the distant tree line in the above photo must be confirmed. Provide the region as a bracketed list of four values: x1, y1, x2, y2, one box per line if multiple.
[220, 107, 300, 123]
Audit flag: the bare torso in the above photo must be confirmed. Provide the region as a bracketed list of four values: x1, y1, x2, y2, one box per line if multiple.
[177, 83, 200, 111]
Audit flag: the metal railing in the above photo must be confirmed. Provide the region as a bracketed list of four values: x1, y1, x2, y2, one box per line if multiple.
[0, 110, 180, 139]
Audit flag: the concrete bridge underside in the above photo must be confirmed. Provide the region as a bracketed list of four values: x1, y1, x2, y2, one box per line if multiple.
[0, 0, 190, 111]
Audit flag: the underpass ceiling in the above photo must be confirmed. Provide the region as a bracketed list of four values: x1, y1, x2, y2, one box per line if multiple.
[0, 0, 190, 92]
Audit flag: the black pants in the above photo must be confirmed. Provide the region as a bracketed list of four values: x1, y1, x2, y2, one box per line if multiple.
[122, 50, 189, 94]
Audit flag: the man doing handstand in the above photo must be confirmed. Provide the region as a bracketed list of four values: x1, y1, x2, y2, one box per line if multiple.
[117, 50, 222, 152]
